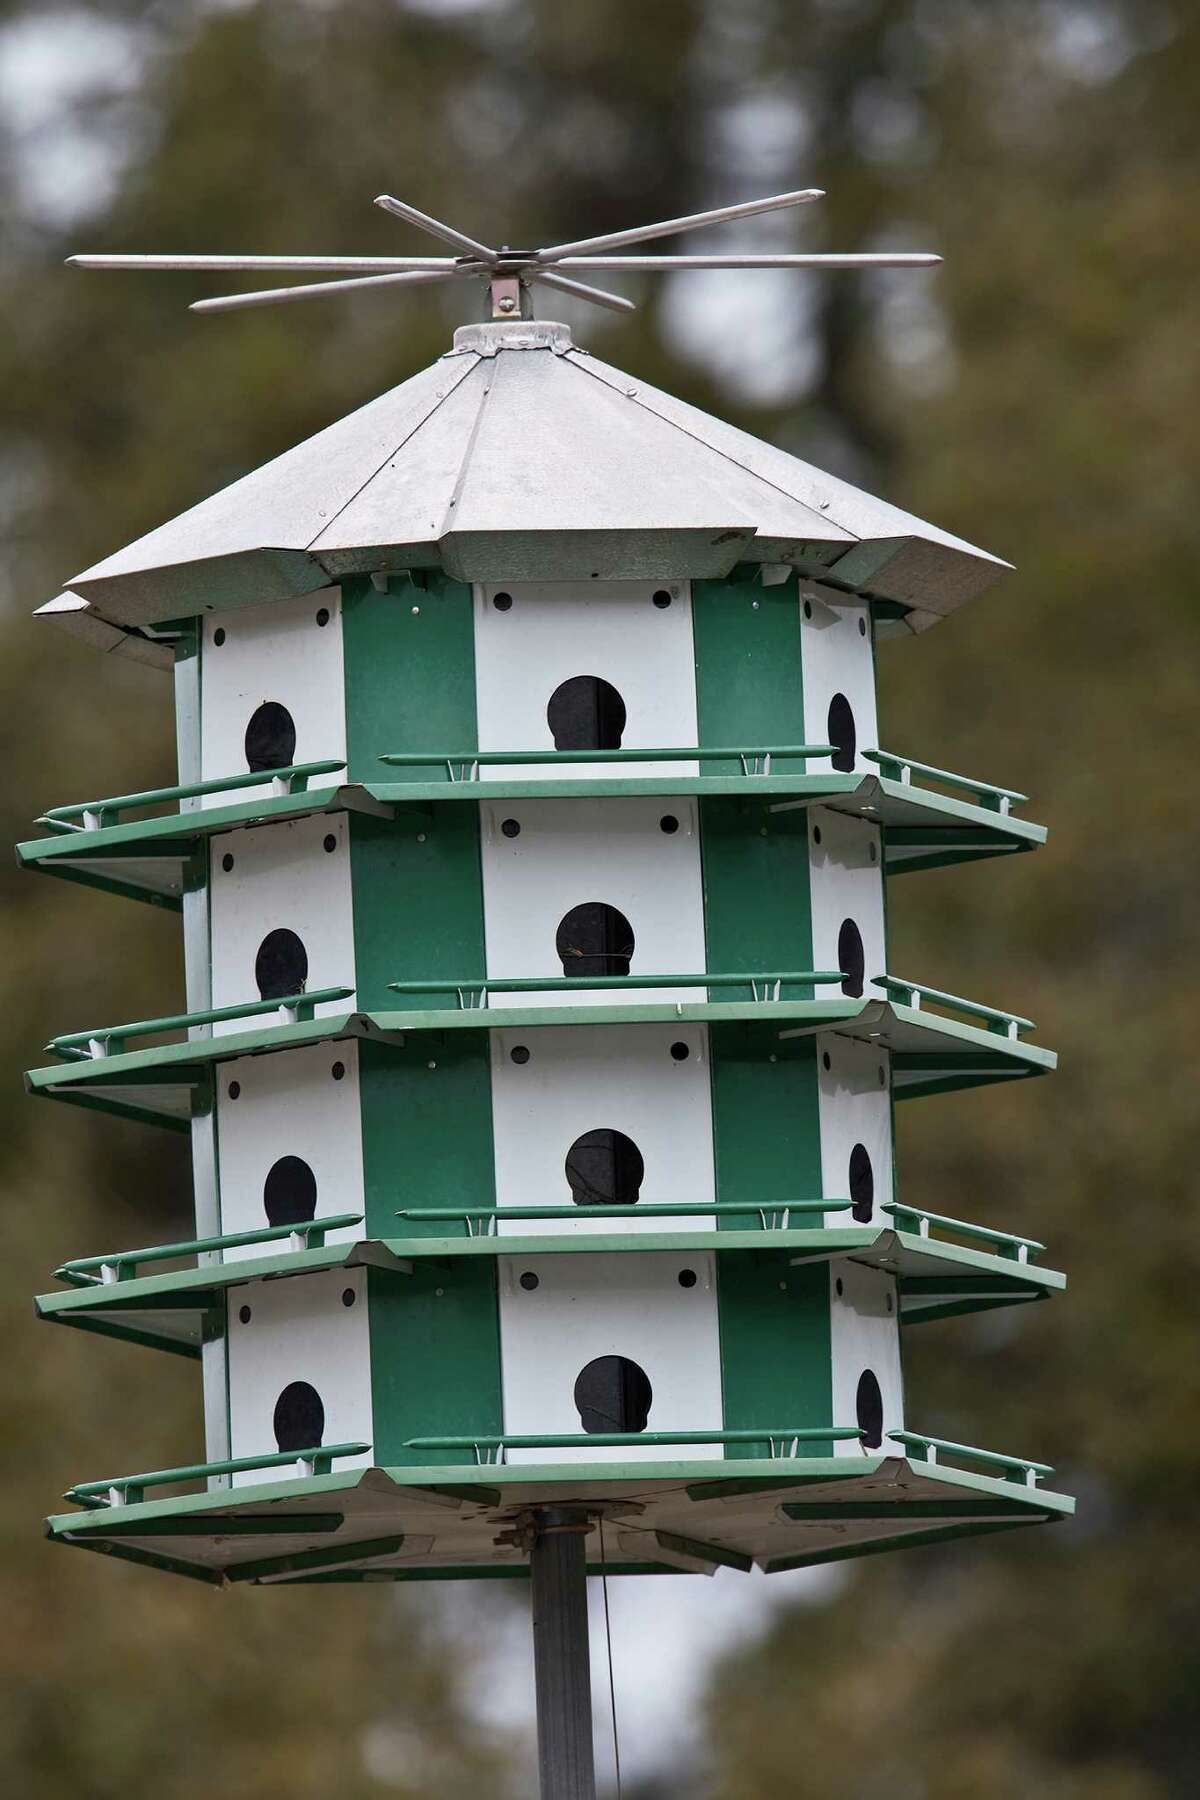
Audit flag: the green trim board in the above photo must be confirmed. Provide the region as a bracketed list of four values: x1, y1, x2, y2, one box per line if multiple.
[43, 1453, 1071, 1584]
[16, 771, 1045, 906]
[28, 995, 1056, 1097]
[35, 1227, 1063, 1356]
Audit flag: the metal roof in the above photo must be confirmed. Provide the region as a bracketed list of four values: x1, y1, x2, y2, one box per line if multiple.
[46, 319, 1009, 643]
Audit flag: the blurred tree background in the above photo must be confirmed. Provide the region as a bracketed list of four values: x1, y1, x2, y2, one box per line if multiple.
[1, 1, 1196, 1795]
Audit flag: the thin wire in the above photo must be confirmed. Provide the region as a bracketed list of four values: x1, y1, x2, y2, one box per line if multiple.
[598, 1515, 623, 1800]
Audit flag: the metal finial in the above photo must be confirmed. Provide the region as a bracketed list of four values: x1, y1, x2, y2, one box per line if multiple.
[66, 187, 941, 321]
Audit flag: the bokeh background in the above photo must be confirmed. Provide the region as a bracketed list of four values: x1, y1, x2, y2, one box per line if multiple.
[2, 2, 1196, 1795]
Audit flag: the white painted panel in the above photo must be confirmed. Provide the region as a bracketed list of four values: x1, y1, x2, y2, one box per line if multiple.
[480, 797, 705, 1006]
[473, 580, 698, 778]
[808, 806, 887, 1003]
[829, 1260, 904, 1459]
[489, 1023, 714, 1236]
[816, 1032, 893, 1229]
[214, 1040, 364, 1260]
[498, 1251, 722, 1463]
[199, 589, 346, 808]
[798, 587, 877, 772]
[227, 1265, 373, 1485]
[208, 811, 356, 1031]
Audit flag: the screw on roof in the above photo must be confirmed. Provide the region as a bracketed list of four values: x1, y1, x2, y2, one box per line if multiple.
[66, 188, 941, 321]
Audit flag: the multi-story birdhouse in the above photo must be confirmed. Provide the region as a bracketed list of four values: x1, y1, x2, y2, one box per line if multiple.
[25, 292, 1069, 1585]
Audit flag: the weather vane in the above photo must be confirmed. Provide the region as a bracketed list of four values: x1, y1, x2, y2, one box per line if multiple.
[68, 187, 940, 318]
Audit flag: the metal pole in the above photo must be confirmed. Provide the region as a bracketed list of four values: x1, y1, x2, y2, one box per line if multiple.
[530, 1508, 596, 1800]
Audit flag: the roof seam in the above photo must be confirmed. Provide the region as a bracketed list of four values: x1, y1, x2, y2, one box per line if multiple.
[434, 352, 499, 541]
[564, 351, 863, 547]
[303, 353, 480, 554]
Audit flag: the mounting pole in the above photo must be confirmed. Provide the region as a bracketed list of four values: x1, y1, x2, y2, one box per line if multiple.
[530, 1508, 596, 1800]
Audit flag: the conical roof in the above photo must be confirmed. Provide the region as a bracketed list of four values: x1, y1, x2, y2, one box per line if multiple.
[49, 319, 1008, 642]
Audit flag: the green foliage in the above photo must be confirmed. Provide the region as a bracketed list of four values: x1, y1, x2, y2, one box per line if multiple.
[1, 1, 1195, 1793]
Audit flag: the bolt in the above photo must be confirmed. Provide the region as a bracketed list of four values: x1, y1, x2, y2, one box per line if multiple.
[498, 296, 516, 313]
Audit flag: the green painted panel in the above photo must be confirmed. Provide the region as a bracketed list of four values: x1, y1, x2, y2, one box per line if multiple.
[717, 1252, 831, 1460]
[348, 811, 485, 1009]
[340, 573, 477, 782]
[357, 1037, 495, 1239]
[692, 573, 805, 770]
[707, 1024, 821, 1232]
[368, 1264, 501, 1466]
[699, 797, 814, 984]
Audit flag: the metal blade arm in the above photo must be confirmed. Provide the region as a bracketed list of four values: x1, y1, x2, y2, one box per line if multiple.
[533, 187, 825, 263]
[374, 196, 496, 262]
[67, 254, 458, 273]
[530, 270, 636, 314]
[190, 268, 464, 314]
[556, 252, 942, 271]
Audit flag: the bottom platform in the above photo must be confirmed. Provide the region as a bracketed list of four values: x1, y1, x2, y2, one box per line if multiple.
[47, 1453, 1072, 1585]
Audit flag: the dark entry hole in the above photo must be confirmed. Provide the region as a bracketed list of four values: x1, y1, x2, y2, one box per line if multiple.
[827, 693, 856, 773]
[510, 1045, 531, 1065]
[316, 606, 330, 627]
[565, 1128, 644, 1206]
[493, 591, 513, 611]
[659, 815, 679, 834]
[856, 1369, 884, 1450]
[213, 627, 227, 646]
[273, 1380, 325, 1453]
[652, 589, 672, 609]
[332, 1061, 346, 1081]
[342, 1287, 356, 1308]
[221, 853, 235, 873]
[547, 675, 627, 752]
[574, 1355, 652, 1434]
[519, 1271, 540, 1291]
[255, 927, 309, 1001]
[678, 1268, 698, 1289]
[501, 818, 521, 839]
[263, 1154, 318, 1227]
[556, 902, 634, 978]
[244, 700, 297, 773]
[837, 918, 865, 998]
[323, 833, 337, 853]
[670, 1041, 690, 1062]
[238, 1304, 252, 1324]
[848, 1143, 874, 1223]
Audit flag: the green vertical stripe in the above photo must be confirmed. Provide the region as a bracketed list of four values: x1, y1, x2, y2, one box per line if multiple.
[340, 573, 477, 782]
[717, 1253, 832, 1460]
[692, 572, 805, 768]
[357, 1037, 495, 1239]
[367, 1263, 502, 1466]
[348, 810, 485, 1010]
[699, 796, 814, 987]
[707, 1024, 821, 1229]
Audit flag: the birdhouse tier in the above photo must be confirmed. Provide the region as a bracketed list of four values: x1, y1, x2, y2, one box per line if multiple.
[29, 326, 1068, 1586]
[18, 571, 1044, 910]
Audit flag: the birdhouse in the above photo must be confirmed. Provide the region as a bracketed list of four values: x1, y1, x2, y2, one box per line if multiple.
[25, 193, 1070, 1599]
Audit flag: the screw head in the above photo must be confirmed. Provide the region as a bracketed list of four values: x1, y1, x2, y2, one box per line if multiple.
[498, 296, 516, 313]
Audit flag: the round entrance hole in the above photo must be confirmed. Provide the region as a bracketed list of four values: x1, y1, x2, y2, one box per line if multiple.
[273, 1380, 325, 1454]
[565, 1128, 644, 1207]
[556, 902, 634, 978]
[574, 1355, 653, 1434]
[255, 927, 308, 1001]
[263, 1154, 318, 1227]
[546, 675, 627, 751]
[244, 701, 297, 773]
[856, 1369, 884, 1450]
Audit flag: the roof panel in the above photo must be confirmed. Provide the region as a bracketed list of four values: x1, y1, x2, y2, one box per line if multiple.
[57, 320, 1009, 634]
